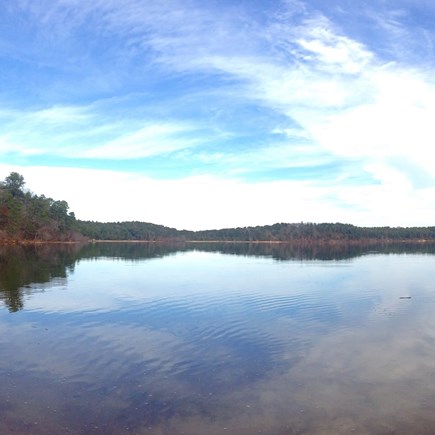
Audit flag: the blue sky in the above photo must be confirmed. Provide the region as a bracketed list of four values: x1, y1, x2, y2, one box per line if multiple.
[1, 0, 435, 230]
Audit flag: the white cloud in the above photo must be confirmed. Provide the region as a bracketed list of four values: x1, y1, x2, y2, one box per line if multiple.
[0, 104, 96, 156]
[82, 123, 200, 159]
[3, 1, 435, 228]
[295, 17, 373, 74]
[0, 137, 37, 155]
[203, 12, 435, 192]
[31, 105, 92, 124]
[305, 67, 435, 176]
[0, 103, 203, 160]
[192, 141, 332, 175]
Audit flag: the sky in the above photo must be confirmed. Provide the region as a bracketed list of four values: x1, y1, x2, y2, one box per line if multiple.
[1, 0, 435, 230]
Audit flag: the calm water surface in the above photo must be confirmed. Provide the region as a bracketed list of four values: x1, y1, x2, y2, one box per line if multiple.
[1, 243, 435, 434]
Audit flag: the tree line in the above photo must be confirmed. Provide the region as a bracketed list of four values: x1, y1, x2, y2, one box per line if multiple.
[189, 222, 435, 242]
[2, 172, 435, 243]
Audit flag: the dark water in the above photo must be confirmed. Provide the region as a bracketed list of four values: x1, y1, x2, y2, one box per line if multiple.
[1, 242, 435, 434]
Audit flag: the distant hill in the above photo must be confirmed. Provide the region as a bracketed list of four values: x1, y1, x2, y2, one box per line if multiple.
[76, 220, 185, 241]
[191, 222, 435, 242]
[2, 172, 435, 243]
[77, 220, 435, 243]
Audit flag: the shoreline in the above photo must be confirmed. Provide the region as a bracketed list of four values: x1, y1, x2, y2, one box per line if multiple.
[2, 238, 435, 246]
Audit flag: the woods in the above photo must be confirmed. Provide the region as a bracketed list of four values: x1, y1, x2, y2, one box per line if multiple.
[0, 172, 80, 242]
[2, 172, 435, 243]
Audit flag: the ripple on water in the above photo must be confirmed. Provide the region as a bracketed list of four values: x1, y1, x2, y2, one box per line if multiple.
[3, 250, 435, 434]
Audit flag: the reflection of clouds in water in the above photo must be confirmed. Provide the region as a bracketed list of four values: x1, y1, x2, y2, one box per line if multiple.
[227, 296, 435, 433]
[2, 252, 435, 433]
[0, 319, 192, 382]
[134, 255, 435, 434]
[160, 302, 435, 434]
[23, 251, 331, 314]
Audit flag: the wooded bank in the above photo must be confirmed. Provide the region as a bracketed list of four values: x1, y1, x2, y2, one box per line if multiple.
[2, 172, 435, 244]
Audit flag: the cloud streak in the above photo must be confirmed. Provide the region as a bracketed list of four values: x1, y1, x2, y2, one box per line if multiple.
[1, 0, 435, 227]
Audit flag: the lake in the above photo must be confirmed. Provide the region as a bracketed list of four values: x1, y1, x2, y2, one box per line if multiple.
[1, 242, 435, 434]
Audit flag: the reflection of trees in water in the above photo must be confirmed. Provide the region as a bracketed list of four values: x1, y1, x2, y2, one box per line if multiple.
[0, 244, 80, 312]
[75, 241, 435, 262]
[75, 242, 190, 261]
[0, 242, 188, 312]
[186, 241, 435, 261]
[2, 241, 435, 312]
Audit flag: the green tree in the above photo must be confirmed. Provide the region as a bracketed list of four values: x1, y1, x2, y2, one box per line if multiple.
[4, 172, 25, 197]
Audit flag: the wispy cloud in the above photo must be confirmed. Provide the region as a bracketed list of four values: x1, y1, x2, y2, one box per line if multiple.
[82, 123, 202, 159]
[2, 0, 435, 227]
[0, 103, 207, 160]
[294, 18, 373, 74]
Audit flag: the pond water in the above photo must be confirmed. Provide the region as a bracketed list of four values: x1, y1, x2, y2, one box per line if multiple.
[1, 242, 435, 434]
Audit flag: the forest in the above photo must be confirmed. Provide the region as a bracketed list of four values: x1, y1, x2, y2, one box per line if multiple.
[77, 220, 435, 243]
[0, 172, 81, 242]
[2, 172, 435, 243]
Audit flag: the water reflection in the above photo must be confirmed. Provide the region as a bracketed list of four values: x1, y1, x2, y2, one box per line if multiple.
[78, 240, 435, 261]
[0, 244, 79, 312]
[186, 240, 435, 261]
[3, 241, 435, 313]
[1, 243, 435, 434]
